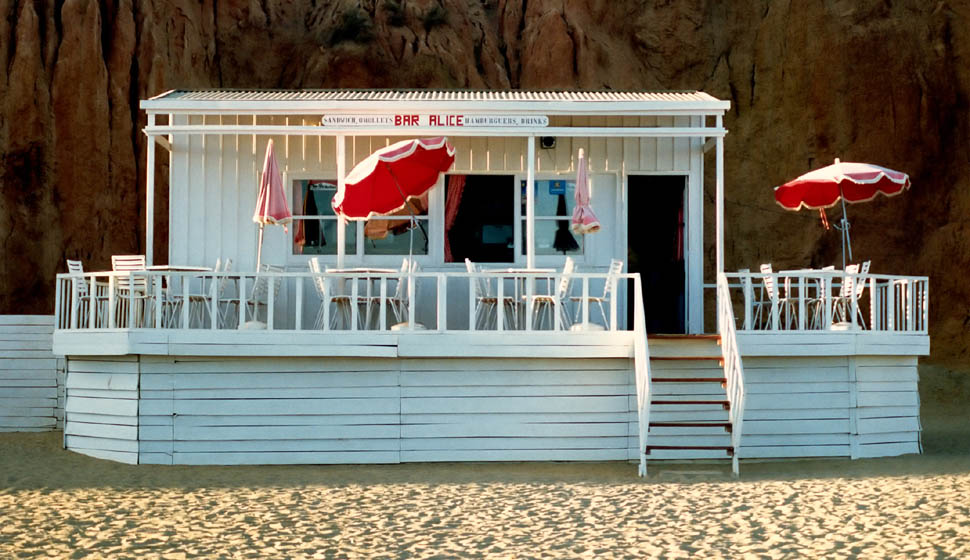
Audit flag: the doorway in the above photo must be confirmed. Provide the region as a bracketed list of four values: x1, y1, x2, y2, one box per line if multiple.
[627, 175, 687, 334]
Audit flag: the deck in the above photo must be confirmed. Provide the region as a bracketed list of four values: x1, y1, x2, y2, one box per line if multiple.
[50, 269, 929, 469]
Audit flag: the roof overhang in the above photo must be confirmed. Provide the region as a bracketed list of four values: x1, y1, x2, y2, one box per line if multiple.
[141, 89, 731, 117]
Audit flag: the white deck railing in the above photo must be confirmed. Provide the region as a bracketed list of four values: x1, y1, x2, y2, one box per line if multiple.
[54, 270, 636, 333]
[632, 275, 652, 477]
[720, 271, 929, 334]
[717, 273, 745, 477]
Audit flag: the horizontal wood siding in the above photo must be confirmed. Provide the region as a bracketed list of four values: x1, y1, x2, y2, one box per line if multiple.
[138, 356, 402, 465]
[400, 358, 635, 462]
[0, 316, 59, 432]
[64, 357, 139, 464]
[737, 356, 920, 459]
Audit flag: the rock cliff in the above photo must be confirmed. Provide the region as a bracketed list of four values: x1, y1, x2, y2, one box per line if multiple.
[1, 0, 967, 362]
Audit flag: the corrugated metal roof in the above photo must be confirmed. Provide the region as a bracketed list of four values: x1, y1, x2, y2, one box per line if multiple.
[152, 89, 722, 104]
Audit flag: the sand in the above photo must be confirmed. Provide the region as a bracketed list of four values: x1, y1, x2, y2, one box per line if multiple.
[2, 366, 970, 558]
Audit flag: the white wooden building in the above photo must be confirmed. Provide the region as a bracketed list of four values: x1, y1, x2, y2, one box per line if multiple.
[51, 90, 929, 474]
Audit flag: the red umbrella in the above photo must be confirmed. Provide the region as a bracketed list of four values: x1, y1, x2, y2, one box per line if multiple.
[570, 148, 601, 234]
[333, 137, 455, 220]
[774, 158, 910, 268]
[253, 139, 292, 270]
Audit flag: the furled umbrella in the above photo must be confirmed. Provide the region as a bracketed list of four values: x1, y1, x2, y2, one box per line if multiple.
[774, 158, 911, 268]
[253, 139, 292, 270]
[333, 137, 455, 257]
[571, 148, 601, 234]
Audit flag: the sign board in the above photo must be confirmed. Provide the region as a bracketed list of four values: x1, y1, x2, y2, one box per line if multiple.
[321, 114, 549, 128]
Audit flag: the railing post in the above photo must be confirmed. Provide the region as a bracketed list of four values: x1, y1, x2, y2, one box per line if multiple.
[322, 277, 331, 331]
[796, 276, 806, 330]
[823, 276, 832, 329]
[350, 276, 359, 331]
[89, 276, 97, 329]
[68, 279, 78, 329]
[209, 273, 219, 330]
[525, 274, 534, 332]
[181, 276, 190, 329]
[437, 274, 447, 331]
[266, 273, 275, 331]
[108, 276, 116, 329]
[869, 277, 879, 331]
[742, 274, 753, 331]
[886, 279, 895, 332]
[770, 274, 780, 331]
[407, 274, 416, 328]
[155, 275, 163, 329]
[581, 277, 590, 326]
[907, 280, 916, 332]
[496, 278, 505, 332]
[609, 275, 618, 331]
[238, 276, 247, 328]
[468, 275, 476, 331]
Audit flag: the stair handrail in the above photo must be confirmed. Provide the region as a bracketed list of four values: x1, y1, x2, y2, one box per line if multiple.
[633, 274, 652, 477]
[717, 272, 746, 477]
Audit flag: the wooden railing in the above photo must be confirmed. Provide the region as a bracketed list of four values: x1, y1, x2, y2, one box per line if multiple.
[719, 271, 929, 334]
[54, 270, 636, 333]
[632, 275, 652, 477]
[717, 273, 745, 477]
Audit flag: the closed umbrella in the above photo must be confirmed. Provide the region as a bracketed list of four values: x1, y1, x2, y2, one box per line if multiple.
[253, 139, 292, 270]
[571, 148, 601, 234]
[774, 158, 911, 268]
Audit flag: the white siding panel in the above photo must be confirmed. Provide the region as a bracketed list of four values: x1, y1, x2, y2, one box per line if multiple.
[0, 316, 57, 432]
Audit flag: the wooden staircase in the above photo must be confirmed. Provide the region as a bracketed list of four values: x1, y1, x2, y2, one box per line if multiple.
[645, 334, 735, 461]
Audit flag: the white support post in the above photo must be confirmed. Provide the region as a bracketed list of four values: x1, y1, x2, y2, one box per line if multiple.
[437, 275, 447, 331]
[715, 116, 724, 276]
[336, 135, 347, 269]
[526, 136, 536, 269]
[146, 114, 156, 267]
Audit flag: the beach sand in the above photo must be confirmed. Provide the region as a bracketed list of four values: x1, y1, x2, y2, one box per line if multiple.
[2, 366, 969, 558]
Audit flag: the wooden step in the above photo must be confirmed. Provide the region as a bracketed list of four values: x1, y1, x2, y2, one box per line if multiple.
[649, 422, 732, 433]
[651, 356, 722, 361]
[646, 445, 734, 456]
[652, 377, 727, 384]
[651, 400, 730, 410]
[648, 333, 721, 342]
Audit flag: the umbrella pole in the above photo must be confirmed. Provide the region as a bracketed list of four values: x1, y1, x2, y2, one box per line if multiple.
[839, 192, 853, 269]
[385, 163, 429, 243]
[256, 224, 265, 271]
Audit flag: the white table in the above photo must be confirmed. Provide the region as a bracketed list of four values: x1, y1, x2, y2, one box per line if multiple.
[482, 268, 556, 329]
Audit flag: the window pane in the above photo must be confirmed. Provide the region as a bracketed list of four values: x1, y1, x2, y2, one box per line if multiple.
[521, 179, 576, 217]
[294, 219, 356, 255]
[446, 175, 515, 263]
[363, 219, 428, 255]
[522, 219, 583, 255]
[293, 179, 338, 217]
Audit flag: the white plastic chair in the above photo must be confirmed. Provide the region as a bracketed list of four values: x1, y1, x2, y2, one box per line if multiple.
[111, 254, 149, 327]
[65, 259, 102, 328]
[759, 263, 796, 330]
[833, 261, 870, 327]
[309, 258, 359, 330]
[466, 259, 517, 330]
[524, 257, 574, 330]
[571, 258, 623, 329]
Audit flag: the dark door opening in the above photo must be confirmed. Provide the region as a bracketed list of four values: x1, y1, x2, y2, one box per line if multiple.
[627, 175, 687, 334]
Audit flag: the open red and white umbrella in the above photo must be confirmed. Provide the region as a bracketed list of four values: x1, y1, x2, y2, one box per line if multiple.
[774, 158, 910, 268]
[333, 137, 455, 220]
[253, 139, 292, 270]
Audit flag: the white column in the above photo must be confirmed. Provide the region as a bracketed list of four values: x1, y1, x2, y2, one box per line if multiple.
[145, 113, 156, 266]
[336, 134, 346, 268]
[715, 115, 725, 275]
[526, 136, 536, 269]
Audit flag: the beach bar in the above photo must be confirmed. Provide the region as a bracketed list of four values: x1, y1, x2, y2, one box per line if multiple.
[51, 90, 929, 475]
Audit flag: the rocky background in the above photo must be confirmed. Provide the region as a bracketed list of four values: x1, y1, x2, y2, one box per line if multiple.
[0, 0, 967, 365]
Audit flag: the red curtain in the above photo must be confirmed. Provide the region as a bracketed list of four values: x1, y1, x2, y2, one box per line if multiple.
[443, 175, 466, 262]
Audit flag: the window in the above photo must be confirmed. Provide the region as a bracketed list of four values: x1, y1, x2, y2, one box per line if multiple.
[445, 175, 515, 263]
[292, 179, 356, 256]
[520, 179, 583, 256]
[291, 178, 427, 257]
